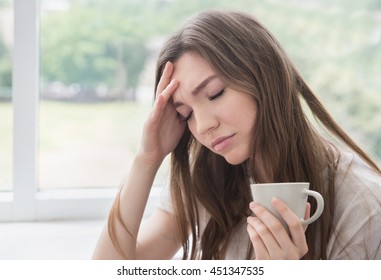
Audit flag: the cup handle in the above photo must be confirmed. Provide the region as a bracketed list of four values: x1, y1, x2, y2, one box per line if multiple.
[300, 189, 324, 225]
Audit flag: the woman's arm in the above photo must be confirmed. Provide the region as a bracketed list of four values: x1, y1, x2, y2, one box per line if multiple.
[92, 62, 185, 259]
[92, 183, 181, 260]
[92, 156, 176, 259]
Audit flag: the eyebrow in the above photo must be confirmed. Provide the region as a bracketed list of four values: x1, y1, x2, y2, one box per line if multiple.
[173, 75, 217, 109]
[192, 75, 217, 95]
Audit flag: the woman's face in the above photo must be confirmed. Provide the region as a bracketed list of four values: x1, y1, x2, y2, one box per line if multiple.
[171, 52, 257, 165]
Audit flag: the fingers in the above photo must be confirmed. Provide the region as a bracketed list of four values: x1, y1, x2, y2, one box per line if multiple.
[152, 61, 179, 119]
[303, 202, 311, 232]
[156, 61, 174, 98]
[246, 213, 296, 259]
[246, 221, 270, 260]
[248, 202, 290, 248]
[271, 198, 303, 235]
[271, 198, 308, 254]
[247, 200, 308, 259]
[154, 79, 178, 112]
[139, 61, 184, 165]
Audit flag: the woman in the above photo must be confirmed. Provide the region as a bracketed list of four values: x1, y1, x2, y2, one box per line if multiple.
[93, 9, 381, 260]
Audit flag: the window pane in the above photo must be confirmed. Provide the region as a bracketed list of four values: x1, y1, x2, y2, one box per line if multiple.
[38, 0, 381, 190]
[0, 1, 13, 192]
[39, 0, 162, 189]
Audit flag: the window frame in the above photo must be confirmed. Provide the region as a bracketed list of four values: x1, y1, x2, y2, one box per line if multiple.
[0, 0, 160, 222]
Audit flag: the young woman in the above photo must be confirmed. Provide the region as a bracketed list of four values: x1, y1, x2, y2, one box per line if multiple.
[92, 9, 381, 260]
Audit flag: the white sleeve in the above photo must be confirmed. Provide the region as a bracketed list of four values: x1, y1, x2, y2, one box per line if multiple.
[156, 181, 174, 213]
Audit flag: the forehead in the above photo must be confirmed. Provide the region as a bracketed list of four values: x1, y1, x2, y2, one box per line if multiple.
[172, 53, 215, 93]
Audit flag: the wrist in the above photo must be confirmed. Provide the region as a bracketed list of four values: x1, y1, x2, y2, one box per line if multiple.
[133, 152, 163, 172]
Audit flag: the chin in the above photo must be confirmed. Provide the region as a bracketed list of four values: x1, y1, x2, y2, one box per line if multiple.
[224, 155, 248, 165]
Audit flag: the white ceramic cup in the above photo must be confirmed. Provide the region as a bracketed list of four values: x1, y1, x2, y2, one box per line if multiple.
[250, 182, 324, 227]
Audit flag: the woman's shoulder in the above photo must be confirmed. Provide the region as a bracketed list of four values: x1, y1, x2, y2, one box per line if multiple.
[330, 150, 381, 227]
[335, 150, 381, 194]
[327, 150, 381, 259]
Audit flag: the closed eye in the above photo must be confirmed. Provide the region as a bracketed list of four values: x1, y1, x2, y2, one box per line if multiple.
[178, 111, 193, 122]
[184, 112, 193, 122]
[209, 89, 224, 101]
[177, 89, 224, 122]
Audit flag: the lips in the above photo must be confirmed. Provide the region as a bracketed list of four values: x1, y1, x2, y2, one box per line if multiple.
[211, 134, 235, 152]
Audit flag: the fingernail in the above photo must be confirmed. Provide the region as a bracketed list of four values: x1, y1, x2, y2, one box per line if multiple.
[249, 202, 256, 209]
[162, 61, 169, 72]
[271, 197, 279, 204]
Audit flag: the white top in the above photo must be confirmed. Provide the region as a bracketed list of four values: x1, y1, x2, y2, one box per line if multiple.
[157, 151, 381, 259]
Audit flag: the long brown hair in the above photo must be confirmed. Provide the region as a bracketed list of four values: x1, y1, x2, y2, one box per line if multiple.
[108, 9, 380, 260]
[153, 9, 380, 259]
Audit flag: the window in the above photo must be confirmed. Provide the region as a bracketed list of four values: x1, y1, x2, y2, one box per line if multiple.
[0, 0, 12, 192]
[38, 0, 174, 190]
[0, 0, 13, 222]
[1, 0, 380, 222]
[39, 2, 151, 189]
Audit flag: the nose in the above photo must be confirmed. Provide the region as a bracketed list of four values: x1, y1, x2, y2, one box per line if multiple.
[193, 108, 219, 135]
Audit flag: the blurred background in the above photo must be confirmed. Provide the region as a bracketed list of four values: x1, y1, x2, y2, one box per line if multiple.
[1, 0, 381, 190]
[0, 0, 380, 259]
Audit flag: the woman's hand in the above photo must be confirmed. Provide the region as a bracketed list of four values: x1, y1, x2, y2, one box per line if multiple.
[138, 61, 185, 166]
[246, 198, 310, 259]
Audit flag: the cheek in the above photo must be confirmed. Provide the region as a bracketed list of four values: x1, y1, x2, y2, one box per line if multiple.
[241, 101, 257, 132]
[188, 122, 198, 139]
[187, 122, 205, 145]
